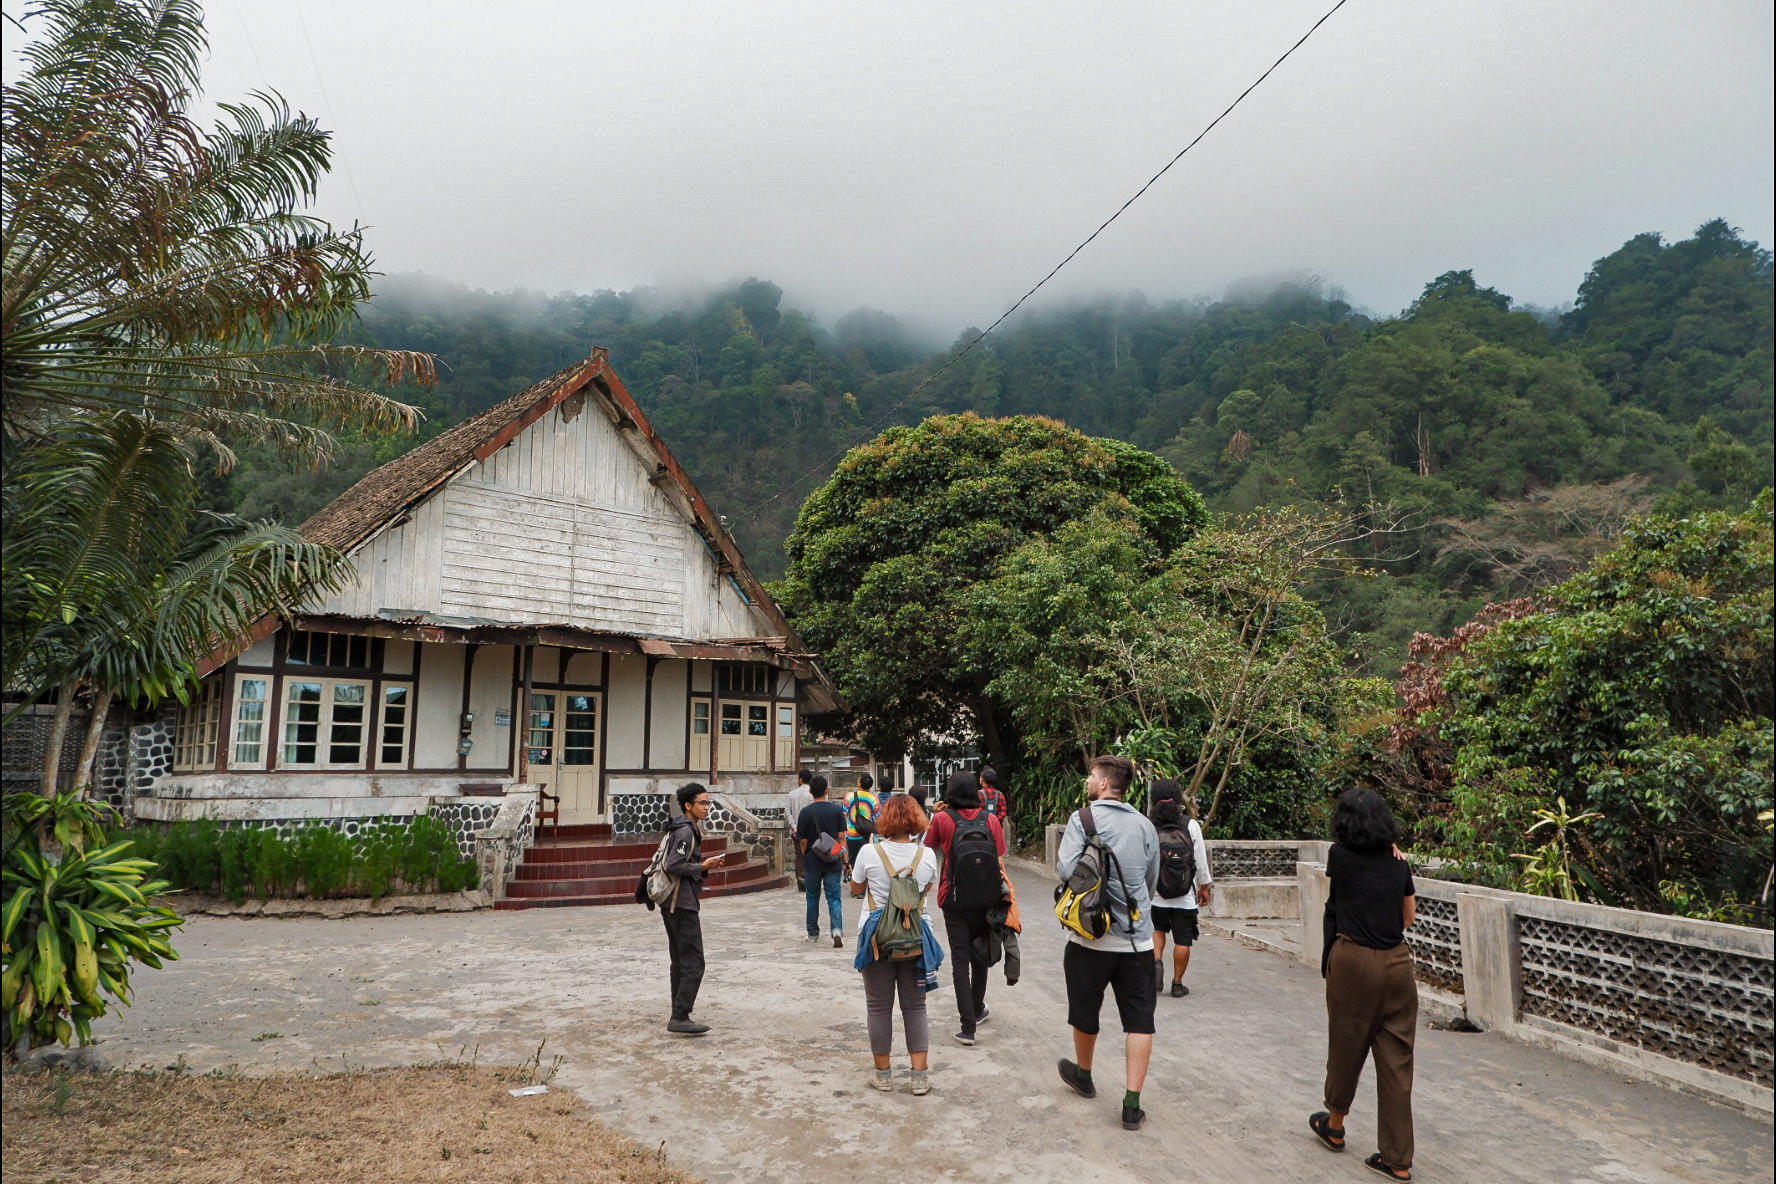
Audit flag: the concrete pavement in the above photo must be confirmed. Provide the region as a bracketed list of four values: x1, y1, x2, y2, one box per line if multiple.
[91, 860, 1772, 1183]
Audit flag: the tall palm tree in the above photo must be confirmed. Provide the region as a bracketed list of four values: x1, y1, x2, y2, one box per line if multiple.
[2, 414, 356, 789]
[2, 0, 431, 465]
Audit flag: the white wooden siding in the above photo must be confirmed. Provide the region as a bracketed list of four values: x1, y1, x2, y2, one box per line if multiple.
[384, 640, 415, 676]
[238, 636, 276, 667]
[438, 485, 685, 636]
[414, 644, 464, 768]
[605, 653, 647, 768]
[465, 645, 515, 771]
[649, 659, 689, 770]
[564, 651, 602, 685]
[304, 389, 773, 643]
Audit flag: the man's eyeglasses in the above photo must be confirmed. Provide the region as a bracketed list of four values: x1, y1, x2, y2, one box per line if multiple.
[691, 798, 712, 807]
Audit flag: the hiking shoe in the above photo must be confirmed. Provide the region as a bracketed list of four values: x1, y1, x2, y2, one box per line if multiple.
[910, 1069, 931, 1096]
[870, 1069, 894, 1092]
[975, 1007, 990, 1024]
[1056, 1058, 1096, 1099]
[666, 1019, 709, 1036]
[1121, 1104, 1146, 1131]
[952, 1030, 976, 1047]
[833, 933, 844, 949]
[1170, 981, 1190, 998]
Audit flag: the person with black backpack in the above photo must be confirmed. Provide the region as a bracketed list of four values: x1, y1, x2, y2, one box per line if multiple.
[922, 769, 1006, 1047]
[1149, 779, 1214, 998]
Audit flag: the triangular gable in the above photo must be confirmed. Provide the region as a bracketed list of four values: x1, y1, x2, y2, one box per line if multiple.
[299, 349, 794, 638]
[193, 352, 842, 707]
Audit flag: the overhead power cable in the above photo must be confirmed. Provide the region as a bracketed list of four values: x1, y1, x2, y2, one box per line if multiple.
[746, 0, 1352, 517]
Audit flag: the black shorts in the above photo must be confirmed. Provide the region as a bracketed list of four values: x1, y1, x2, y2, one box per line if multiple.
[1063, 942, 1157, 1036]
[1151, 906, 1199, 945]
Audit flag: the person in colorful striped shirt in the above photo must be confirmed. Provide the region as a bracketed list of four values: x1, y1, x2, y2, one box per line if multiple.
[844, 773, 881, 868]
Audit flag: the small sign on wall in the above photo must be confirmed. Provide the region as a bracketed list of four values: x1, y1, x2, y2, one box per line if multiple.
[494, 709, 511, 727]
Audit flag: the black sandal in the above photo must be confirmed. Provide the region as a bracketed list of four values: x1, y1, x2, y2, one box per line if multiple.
[1308, 1111, 1345, 1152]
[1363, 1152, 1411, 1181]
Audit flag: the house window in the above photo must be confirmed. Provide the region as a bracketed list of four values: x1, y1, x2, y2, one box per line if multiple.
[172, 679, 222, 772]
[775, 704, 797, 769]
[718, 663, 772, 696]
[280, 678, 373, 768]
[377, 684, 413, 768]
[690, 697, 711, 770]
[232, 676, 270, 769]
[285, 630, 371, 670]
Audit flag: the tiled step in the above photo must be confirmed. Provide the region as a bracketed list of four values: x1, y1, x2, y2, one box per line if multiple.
[523, 835, 729, 863]
[498, 828, 781, 910]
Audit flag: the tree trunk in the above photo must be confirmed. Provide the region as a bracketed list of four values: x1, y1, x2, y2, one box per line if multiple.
[72, 686, 115, 797]
[39, 679, 79, 795]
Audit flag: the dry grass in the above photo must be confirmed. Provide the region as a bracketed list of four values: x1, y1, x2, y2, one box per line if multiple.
[1, 1062, 700, 1184]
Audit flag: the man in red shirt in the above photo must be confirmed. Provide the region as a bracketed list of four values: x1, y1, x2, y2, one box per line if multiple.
[924, 770, 1007, 1046]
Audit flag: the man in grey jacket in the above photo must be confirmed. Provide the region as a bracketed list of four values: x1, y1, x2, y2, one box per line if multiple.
[1054, 755, 1161, 1131]
[662, 782, 727, 1035]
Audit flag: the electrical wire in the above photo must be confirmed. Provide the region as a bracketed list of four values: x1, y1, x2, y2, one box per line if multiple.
[745, 0, 1352, 517]
[289, 0, 367, 227]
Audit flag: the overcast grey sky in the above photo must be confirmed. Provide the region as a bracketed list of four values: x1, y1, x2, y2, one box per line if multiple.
[11, 0, 1774, 333]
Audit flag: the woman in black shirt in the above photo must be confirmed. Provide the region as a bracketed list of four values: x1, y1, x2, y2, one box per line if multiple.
[1309, 787, 1418, 1182]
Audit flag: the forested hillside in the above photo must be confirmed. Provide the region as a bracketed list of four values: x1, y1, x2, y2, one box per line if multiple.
[210, 219, 1773, 670]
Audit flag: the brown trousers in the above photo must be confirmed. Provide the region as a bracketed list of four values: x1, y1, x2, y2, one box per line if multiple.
[1324, 937, 1417, 1168]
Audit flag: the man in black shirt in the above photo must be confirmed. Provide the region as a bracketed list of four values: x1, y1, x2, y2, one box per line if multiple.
[795, 775, 848, 947]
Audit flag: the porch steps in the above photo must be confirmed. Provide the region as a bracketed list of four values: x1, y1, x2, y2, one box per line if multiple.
[494, 828, 789, 910]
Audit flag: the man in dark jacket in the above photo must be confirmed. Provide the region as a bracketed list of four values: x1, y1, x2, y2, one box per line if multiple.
[662, 782, 726, 1035]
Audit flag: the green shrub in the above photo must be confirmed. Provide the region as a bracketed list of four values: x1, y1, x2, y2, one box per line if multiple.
[108, 815, 478, 900]
[4, 791, 184, 1049]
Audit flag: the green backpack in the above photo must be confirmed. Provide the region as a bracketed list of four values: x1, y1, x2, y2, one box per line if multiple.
[871, 838, 928, 961]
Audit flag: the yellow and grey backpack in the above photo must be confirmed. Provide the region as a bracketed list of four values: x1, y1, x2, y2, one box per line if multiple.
[1054, 804, 1136, 940]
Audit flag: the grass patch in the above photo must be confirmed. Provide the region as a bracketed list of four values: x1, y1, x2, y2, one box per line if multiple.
[1, 1063, 699, 1183]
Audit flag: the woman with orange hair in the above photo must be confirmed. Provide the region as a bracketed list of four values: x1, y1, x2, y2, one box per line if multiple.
[850, 793, 939, 1094]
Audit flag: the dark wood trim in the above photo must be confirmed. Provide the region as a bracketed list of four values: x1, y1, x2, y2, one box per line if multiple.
[213, 663, 234, 774]
[407, 642, 422, 769]
[597, 653, 610, 816]
[514, 645, 531, 781]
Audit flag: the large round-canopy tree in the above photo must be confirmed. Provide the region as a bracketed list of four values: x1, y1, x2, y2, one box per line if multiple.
[778, 412, 1209, 769]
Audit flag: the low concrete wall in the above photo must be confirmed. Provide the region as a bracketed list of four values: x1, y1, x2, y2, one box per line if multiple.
[1296, 860, 1775, 1119]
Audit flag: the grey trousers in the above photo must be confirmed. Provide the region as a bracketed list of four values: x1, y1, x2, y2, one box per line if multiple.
[861, 957, 929, 1057]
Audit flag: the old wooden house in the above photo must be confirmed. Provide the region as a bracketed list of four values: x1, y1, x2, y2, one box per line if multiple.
[122, 351, 837, 890]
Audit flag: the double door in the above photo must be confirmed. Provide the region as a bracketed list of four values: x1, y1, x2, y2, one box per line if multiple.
[526, 690, 602, 824]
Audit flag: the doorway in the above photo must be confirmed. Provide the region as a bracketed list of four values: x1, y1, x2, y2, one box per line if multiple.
[527, 690, 602, 824]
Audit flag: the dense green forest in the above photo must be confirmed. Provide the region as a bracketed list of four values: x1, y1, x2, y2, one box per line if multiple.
[209, 219, 1773, 671]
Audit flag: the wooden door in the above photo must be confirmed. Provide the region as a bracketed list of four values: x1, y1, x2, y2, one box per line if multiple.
[528, 690, 603, 823]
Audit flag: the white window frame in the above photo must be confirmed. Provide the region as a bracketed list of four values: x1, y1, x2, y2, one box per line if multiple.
[775, 703, 797, 771]
[374, 682, 415, 770]
[277, 677, 374, 770]
[172, 679, 222, 773]
[690, 696, 711, 770]
[230, 674, 272, 770]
